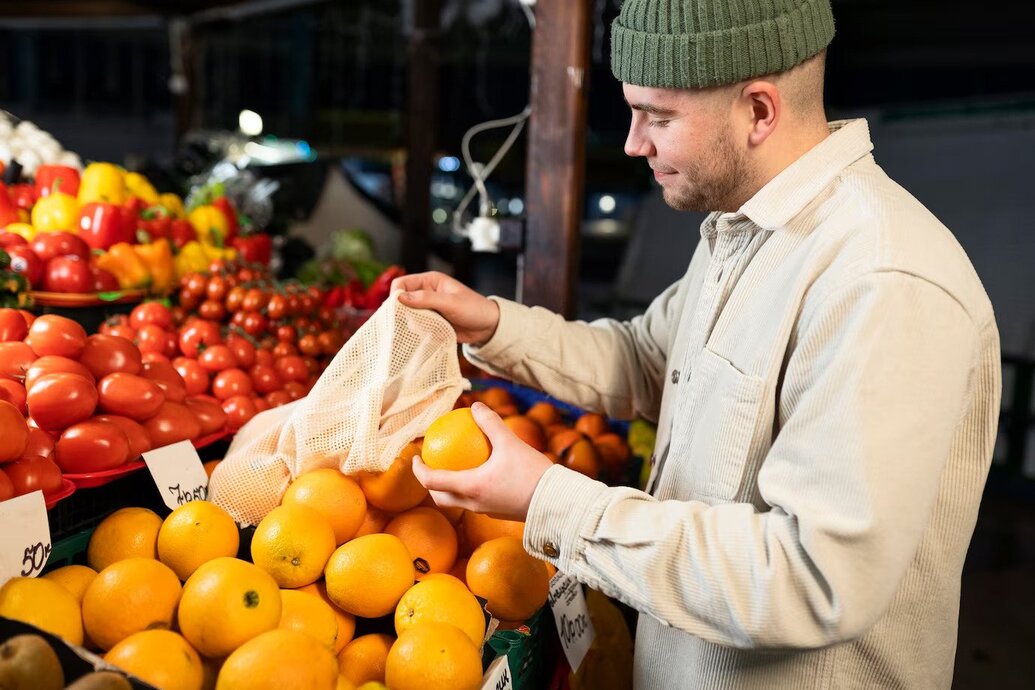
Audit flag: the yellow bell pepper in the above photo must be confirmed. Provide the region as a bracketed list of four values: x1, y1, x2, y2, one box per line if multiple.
[187, 205, 228, 247]
[96, 242, 150, 289]
[4, 223, 37, 240]
[124, 172, 159, 204]
[174, 240, 211, 279]
[159, 193, 186, 219]
[31, 191, 80, 233]
[133, 239, 175, 294]
[78, 163, 125, 205]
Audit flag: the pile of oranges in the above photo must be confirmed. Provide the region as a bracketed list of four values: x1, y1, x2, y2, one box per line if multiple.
[2, 391, 613, 690]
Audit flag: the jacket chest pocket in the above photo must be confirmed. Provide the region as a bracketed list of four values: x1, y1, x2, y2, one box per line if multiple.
[668, 347, 765, 501]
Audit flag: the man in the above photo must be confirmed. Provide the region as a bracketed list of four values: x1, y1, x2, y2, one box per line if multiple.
[393, 0, 1001, 687]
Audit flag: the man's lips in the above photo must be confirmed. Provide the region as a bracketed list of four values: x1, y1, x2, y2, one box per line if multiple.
[653, 168, 676, 180]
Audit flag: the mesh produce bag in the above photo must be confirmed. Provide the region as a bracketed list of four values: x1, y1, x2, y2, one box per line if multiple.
[209, 295, 468, 525]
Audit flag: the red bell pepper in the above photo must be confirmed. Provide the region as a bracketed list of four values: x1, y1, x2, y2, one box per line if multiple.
[0, 182, 20, 226]
[212, 196, 239, 242]
[78, 202, 130, 250]
[364, 265, 405, 308]
[231, 233, 272, 265]
[137, 206, 171, 242]
[169, 219, 196, 250]
[34, 165, 80, 199]
[10, 184, 37, 211]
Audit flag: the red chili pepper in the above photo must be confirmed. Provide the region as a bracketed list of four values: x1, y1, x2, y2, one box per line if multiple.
[78, 202, 130, 250]
[34, 165, 81, 199]
[364, 265, 405, 308]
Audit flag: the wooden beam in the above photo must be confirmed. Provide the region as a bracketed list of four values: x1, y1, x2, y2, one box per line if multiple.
[401, 0, 441, 273]
[522, 0, 590, 318]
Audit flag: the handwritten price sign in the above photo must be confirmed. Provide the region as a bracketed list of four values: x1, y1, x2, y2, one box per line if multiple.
[481, 655, 513, 690]
[0, 491, 52, 583]
[143, 440, 210, 510]
[548, 572, 595, 672]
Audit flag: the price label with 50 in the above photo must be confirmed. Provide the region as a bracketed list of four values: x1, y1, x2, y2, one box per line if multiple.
[0, 491, 52, 584]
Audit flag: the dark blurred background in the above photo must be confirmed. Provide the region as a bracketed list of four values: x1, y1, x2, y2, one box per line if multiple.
[2, 1, 1034, 685]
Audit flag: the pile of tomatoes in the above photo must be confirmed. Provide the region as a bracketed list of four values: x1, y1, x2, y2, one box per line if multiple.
[0, 260, 349, 504]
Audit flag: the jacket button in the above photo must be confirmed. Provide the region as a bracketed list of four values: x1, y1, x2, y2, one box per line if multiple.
[543, 542, 560, 558]
[671, 369, 680, 384]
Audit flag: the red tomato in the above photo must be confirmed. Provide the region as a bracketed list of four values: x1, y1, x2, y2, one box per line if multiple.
[198, 345, 237, 373]
[241, 311, 267, 337]
[264, 390, 292, 408]
[0, 308, 28, 341]
[78, 334, 143, 379]
[25, 314, 88, 358]
[241, 289, 265, 312]
[26, 372, 98, 431]
[184, 397, 228, 436]
[140, 361, 187, 404]
[302, 357, 319, 377]
[317, 331, 343, 356]
[144, 401, 201, 447]
[224, 286, 246, 313]
[178, 320, 222, 358]
[54, 420, 130, 473]
[22, 427, 55, 460]
[172, 357, 210, 396]
[42, 255, 93, 293]
[129, 301, 173, 331]
[0, 469, 13, 501]
[275, 325, 296, 343]
[97, 373, 164, 421]
[140, 351, 169, 364]
[94, 414, 152, 458]
[4, 456, 63, 496]
[0, 400, 28, 462]
[247, 365, 282, 395]
[272, 342, 298, 359]
[274, 355, 308, 383]
[0, 379, 27, 414]
[6, 245, 44, 289]
[24, 355, 94, 391]
[225, 335, 256, 369]
[267, 294, 288, 321]
[17, 310, 35, 329]
[283, 381, 307, 401]
[254, 349, 274, 368]
[170, 306, 187, 326]
[297, 334, 321, 357]
[211, 368, 253, 401]
[135, 324, 168, 355]
[198, 300, 226, 322]
[163, 331, 179, 359]
[182, 273, 208, 299]
[91, 266, 120, 292]
[252, 396, 270, 413]
[205, 276, 228, 302]
[222, 395, 258, 431]
[0, 341, 38, 381]
[30, 231, 90, 262]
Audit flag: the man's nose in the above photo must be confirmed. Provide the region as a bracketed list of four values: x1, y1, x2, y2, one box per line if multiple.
[624, 124, 653, 158]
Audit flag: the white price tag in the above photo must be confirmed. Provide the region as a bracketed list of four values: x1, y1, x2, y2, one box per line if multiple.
[481, 654, 513, 690]
[548, 572, 595, 673]
[143, 440, 210, 510]
[0, 491, 52, 584]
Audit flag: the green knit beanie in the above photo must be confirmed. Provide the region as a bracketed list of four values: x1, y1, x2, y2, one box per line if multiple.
[611, 0, 835, 88]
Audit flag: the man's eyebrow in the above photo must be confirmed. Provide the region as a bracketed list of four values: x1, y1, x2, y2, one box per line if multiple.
[625, 100, 678, 117]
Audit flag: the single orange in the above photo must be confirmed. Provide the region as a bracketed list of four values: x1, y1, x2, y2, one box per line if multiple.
[421, 408, 491, 471]
[42, 564, 98, 603]
[87, 507, 162, 571]
[503, 415, 546, 451]
[475, 387, 513, 410]
[178, 557, 282, 658]
[563, 439, 600, 479]
[358, 443, 428, 512]
[352, 505, 393, 538]
[251, 504, 337, 588]
[384, 507, 458, 577]
[385, 622, 482, 690]
[337, 634, 394, 686]
[395, 577, 486, 646]
[0, 577, 83, 645]
[82, 558, 182, 650]
[574, 412, 610, 439]
[104, 630, 203, 690]
[460, 511, 525, 554]
[324, 534, 414, 618]
[217, 629, 338, 690]
[282, 469, 367, 545]
[295, 580, 356, 654]
[279, 589, 339, 651]
[158, 500, 240, 580]
[548, 429, 584, 456]
[526, 401, 562, 428]
[466, 537, 550, 622]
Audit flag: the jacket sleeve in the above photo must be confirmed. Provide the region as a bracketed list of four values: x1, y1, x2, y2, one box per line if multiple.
[522, 271, 986, 649]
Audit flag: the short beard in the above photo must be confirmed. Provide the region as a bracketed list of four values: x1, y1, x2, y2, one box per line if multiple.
[661, 127, 749, 213]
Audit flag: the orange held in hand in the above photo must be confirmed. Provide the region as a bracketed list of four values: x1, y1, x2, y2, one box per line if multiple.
[420, 408, 491, 471]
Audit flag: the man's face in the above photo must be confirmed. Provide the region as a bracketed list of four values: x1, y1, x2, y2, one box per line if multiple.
[622, 82, 749, 213]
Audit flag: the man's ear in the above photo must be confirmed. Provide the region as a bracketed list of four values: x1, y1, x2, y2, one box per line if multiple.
[740, 80, 780, 147]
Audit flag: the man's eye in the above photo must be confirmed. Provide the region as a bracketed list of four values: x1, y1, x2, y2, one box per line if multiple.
[648, 119, 669, 128]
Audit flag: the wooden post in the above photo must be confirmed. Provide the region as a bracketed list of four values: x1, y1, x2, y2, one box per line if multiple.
[522, 0, 590, 317]
[402, 0, 441, 273]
